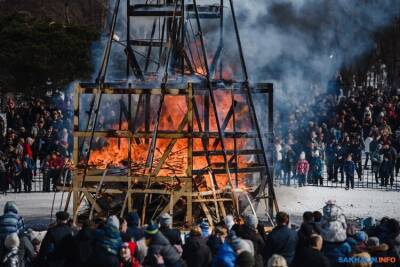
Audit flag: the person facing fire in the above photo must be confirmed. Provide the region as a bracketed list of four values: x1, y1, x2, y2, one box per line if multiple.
[47, 151, 64, 191]
[343, 154, 355, 190]
[310, 150, 324, 186]
[296, 152, 309, 187]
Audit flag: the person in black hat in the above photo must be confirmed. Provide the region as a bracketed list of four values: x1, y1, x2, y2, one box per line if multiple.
[143, 223, 183, 267]
[36, 211, 73, 267]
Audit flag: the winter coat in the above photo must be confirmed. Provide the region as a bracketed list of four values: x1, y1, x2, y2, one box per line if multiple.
[264, 225, 298, 265]
[37, 223, 74, 267]
[1, 247, 19, 267]
[379, 160, 393, 177]
[18, 233, 36, 267]
[292, 247, 330, 267]
[0, 202, 25, 240]
[296, 160, 309, 175]
[311, 157, 323, 176]
[159, 226, 182, 246]
[182, 236, 212, 267]
[343, 160, 356, 176]
[207, 234, 223, 256]
[145, 231, 182, 267]
[64, 227, 95, 267]
[234, 225, 265, 267]
[94, 225, 122, 257]
[322, 241, 352, 267]
[126, 226, 144, 242]
[211, 242, 236, 267]
[320, 203, 347, 243]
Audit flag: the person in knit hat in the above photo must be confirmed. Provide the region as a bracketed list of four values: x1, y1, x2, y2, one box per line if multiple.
[267, 254, 287, 267]
[158, 213, 182, 246]
[143, 223, 183, 267]
[224, 215, 235, 232]
[91, 215, 122, 267]
[2, 233, 20, 267]
[236, 251, 255, 267]
[235, 214, 265, 267]
[366, 236, 389, 260]
[125, 211, 144, 241]
[229, 232, 254, 256]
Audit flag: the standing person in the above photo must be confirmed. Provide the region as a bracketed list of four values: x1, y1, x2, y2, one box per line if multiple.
[119, 241, 140, 267]
[143, 224, 183, 267]
[264, 212, 298, 265]
[282, 145, 296, 186]
[325, 139, 336, 182]
[182, 226, 212, 267]
[22, 155, 33, 193]
[371, 144, 382, 184]
[291, 234, 330, 267]
[350, 138, 363, 181]
[158, 213, 182, 247]
[379, 156, 393, 187]
[274, 139, 283, 181]
[47, 152, 64, 192]
[343, 154, 356, 190]
[12, 158, 22, 193]
[311, 151, 324, 186]
[334, 143, 346, 183]
[0, 155, 7, 194]
[295, 152, 309, 187]
[36, 211, 73, 267]
[364, 134, 373, 169]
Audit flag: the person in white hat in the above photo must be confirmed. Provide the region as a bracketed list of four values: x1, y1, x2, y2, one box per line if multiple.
[295, 152, 309, 187]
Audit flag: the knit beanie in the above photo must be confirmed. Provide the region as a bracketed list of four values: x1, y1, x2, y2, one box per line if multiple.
[107, 215, 120, 229]
[4, 233, 20, 249]
[158, 213, 172, 227]
[236, 251, 255, 267]
[354, 231, 368, 243]
[145, 223, 159, 237]
[366, 236, 379, 247]
[244, 214, 258, 230]
[126, 211, 140, 227]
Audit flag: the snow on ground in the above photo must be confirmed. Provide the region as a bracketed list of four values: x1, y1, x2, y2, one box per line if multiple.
[0, 186, 399, 229]
[272, 185, 400, 223]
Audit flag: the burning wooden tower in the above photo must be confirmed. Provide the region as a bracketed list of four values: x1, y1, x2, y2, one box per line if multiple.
[60, 0, 278, 225]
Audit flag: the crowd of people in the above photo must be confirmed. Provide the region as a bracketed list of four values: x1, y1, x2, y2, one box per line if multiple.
[0, 200, 399, 267]
[0, 93, 73, 194]
[274, 77, 400, 190]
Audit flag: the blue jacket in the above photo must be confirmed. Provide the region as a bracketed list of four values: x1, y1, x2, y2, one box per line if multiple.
[265, 225, 298, 265]
[94, 225, 122, 256]
[343, 160, 356, 175]
[0, 202, 25, 240]
[212, 242, 236, 267]
[322, 241, 352, 267]
[311, 157, 324, 176]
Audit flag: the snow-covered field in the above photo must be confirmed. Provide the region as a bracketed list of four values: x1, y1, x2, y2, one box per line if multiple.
[0, 186, 399, 229]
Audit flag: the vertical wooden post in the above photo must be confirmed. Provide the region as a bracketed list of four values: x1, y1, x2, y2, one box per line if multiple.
[72, 85, 80, 222]
[186, 83, 194, 223]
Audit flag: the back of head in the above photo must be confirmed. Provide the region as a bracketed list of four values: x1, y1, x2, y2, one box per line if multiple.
[4, 201, 19, 214]
[189, 226, 202, 237]
[303, 211, 314, 224]
[310, 234, 323, 251]
[158, 213, 172, 228]
[126, 211, 140, 227]
[4, 233, 20, 249]
[268, 254, 288, 267]
[276, 212, 289, 226]
[313, 211, 322, 223]
[244, 214, 258, 230]
[107, 215, 120, 230]
[236, 251, 255, 267]
[349, 252, 372, 267]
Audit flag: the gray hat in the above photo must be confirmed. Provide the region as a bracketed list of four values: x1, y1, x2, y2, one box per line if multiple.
[158, 213, 172, 227]
[4, 201, 19, 214]
[244, 214, 258, 230]
[107, 215, 120, 229]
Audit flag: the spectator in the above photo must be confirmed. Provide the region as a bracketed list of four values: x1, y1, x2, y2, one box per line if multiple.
[143, 223, 183, 267]
[264, 212, 298, 265]
[0, 202, 25, 241]
[343, 154, 356, 190]
[267, 254, 288, 267]
[292, 234, 330, 267]
[295, 152, 309, 187]
[211, 226, 236, 267]
[158, 213, 182, 247]
[182, 226, 212, 267]
[119, 241, 140, 267]
[125, 211, 144, 242]
[310, 150, 324, 185]
[2, 233, 20, 267]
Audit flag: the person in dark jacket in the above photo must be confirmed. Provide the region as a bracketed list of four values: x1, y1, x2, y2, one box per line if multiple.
[125, 211, 144, 242]
[182, 226, 211, 267]
[36, 211, 73, 267]
[343, 154, 356, 190]
[0, 202, 25, 241]
[64, 220, 95, 267]
[379, 156, 393, 187]
[310, 151, 324, 186]
[264, 212, 298, 265]
[158, 213, 182, 247]
[292, 234, 330, 267]
[297, 211, 320, 249]
[144, 223, 183, 267]
[207, 225, 226, 257]
[235, 214, 264, 267]
[326, 139, 336, 181]
[91, 215, 122, 267]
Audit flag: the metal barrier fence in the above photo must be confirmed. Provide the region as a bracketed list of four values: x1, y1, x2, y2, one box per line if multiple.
[275, 153, 400, 191]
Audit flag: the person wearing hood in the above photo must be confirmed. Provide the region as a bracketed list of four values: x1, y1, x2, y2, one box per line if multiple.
[310, 150, 324, 186]
[158, 213, 182, 247]
[182, 226, 211, 267]
[295, 152, 309, 187]
[125, 211, 144, 242]
[211, 226, 236, 267]
[119, 241, 140, 267]
[143, 223, 183, 267]
[343, 154, 356, 190]
[235, 214, 264, 267]
[92, 215, 122, 267]
[36, 211, 73, 267]
[264, 212, 298, 265]
[2, 233, 20, 267]
[0, 202, 25, 241]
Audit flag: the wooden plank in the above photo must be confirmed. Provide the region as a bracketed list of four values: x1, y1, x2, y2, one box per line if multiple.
[73, 131, 268, 138]
[82, 191, 102, 213]
[186, 83, 194, 223]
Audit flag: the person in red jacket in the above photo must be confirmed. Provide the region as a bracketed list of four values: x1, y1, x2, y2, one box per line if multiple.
[119, 241, 140, 267]
[296, 152, 310, 187]
[47, 152, 64, 191]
